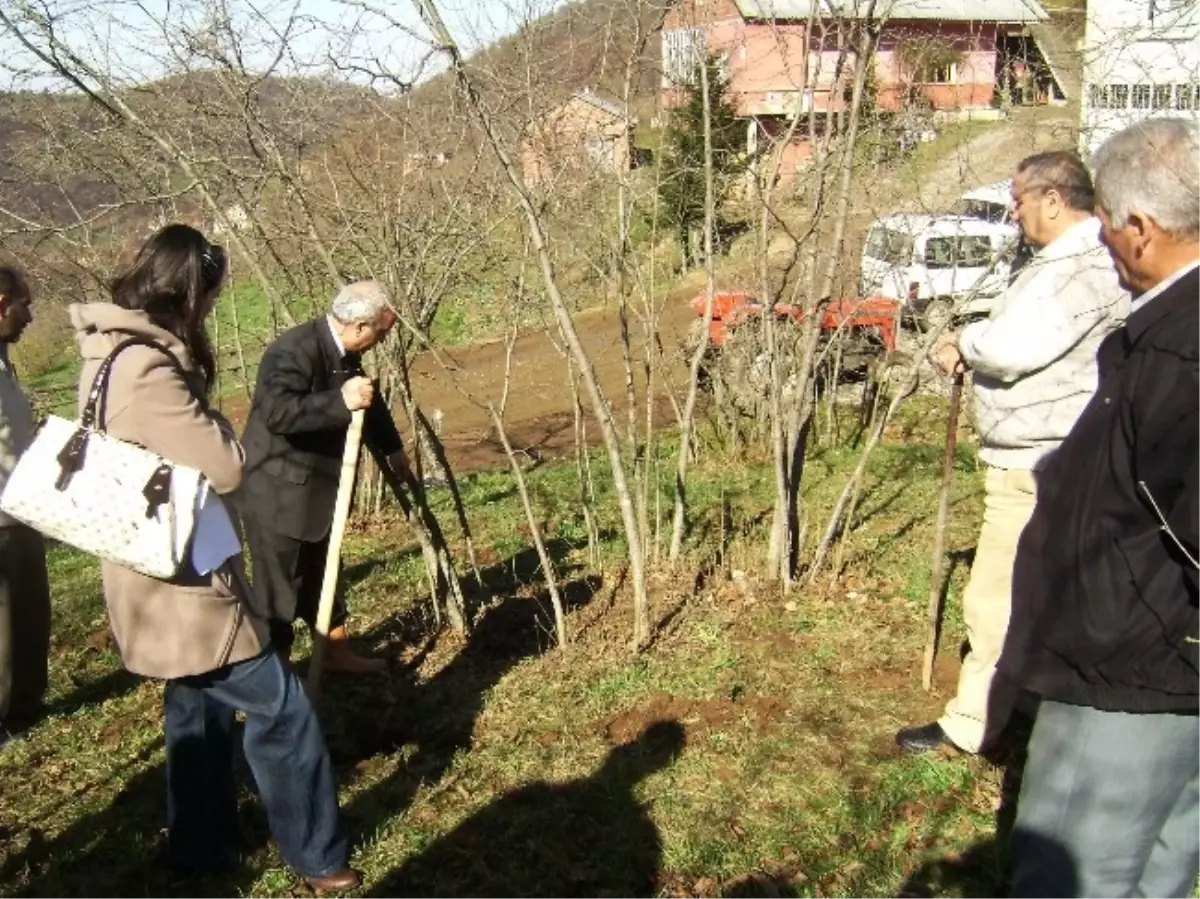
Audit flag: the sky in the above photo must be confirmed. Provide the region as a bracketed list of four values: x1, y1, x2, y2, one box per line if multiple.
[0, 0, 567, 92]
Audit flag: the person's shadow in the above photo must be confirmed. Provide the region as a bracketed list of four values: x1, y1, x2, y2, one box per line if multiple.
[319, 576, 599, 858]
[367, 719, 686, 897]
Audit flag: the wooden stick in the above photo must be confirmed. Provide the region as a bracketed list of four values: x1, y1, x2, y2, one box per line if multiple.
[307, 408, 365, 698]
[922, 371, 964, 692]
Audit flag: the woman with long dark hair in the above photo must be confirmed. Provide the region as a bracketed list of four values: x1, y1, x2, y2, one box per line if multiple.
[68, 224, 358, 892]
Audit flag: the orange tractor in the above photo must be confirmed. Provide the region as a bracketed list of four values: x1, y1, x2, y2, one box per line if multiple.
[690, 290, 900, 354]
[684, 290, 902, 418]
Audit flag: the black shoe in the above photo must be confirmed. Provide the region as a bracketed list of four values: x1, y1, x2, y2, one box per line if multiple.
[896, 721, 952, 754]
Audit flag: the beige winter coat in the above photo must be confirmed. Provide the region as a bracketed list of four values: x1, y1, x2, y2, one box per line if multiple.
[70, 303, 267, 680]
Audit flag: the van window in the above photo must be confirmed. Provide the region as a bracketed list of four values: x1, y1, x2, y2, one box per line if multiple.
[864, 228, 914, 265]
[961, 199, 1008, 224]
[924, 235, 995, 269]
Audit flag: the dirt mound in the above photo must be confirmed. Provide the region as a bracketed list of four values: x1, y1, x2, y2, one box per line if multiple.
[601, 691, 788, 744]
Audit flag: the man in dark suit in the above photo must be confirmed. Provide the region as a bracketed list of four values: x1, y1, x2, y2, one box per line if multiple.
[991, 117, 1198, 897]
[238, 280, 413, 674]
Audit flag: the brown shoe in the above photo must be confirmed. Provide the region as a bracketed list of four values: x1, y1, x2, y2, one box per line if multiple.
[320, 625, 388, 675]
[304, 867, 361, 893]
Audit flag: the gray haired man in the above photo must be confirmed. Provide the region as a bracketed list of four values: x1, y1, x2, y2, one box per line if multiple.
[896, 151, 1129, 754]
[0, 266, 51, 743]
[994, 117, 1199, 897]
[238, 281, 413, 674]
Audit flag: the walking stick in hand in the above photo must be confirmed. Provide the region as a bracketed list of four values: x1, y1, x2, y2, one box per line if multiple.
[922, 370, 964, 691]
[308, 408, 365, 698]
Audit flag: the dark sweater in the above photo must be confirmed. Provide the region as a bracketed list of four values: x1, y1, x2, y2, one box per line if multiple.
[995, 267, 1199, 716]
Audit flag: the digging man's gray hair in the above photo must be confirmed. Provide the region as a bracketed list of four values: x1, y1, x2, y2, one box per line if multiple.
[1092, 117, 1200, 240]
[331, 280, 392, 325]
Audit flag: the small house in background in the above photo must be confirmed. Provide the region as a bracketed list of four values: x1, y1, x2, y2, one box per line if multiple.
[1078, 0, 1199, 156]
[661, 0, 1056, 181]
[520, 88, 636, 186]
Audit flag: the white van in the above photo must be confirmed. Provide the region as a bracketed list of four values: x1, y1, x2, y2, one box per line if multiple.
[958, 180, 1014, 226]
[959, 179, 1035, 277]
[858, 212, 1017, 325]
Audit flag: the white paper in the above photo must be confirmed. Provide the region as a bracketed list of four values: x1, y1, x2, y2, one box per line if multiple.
[189, 481, 242, 575]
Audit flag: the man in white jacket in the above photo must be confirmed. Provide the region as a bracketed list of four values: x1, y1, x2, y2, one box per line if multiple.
[896, 151, 1129, 755]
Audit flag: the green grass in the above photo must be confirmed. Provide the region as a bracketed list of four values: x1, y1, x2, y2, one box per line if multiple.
[898, 119, 1005, 184]
[0, 395, 1012, 898]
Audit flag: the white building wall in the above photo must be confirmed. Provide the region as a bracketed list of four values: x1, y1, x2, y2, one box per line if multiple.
[1078, 0, 1199, 156]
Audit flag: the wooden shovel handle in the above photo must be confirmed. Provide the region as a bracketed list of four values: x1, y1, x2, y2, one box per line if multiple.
[922, 372, 964, 691]
[307, 408, 366, 697]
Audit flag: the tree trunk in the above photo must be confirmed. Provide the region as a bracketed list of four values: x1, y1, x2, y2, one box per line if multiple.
[669, 53, 718, 564]
[410, 0, 651, 648]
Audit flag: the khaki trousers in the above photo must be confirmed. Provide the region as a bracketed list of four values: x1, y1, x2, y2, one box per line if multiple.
[938, 465, 1037, 753]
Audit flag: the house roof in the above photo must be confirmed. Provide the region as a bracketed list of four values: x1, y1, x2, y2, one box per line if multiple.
[571, 89, 630, 121]
[732, 0, 1047, 23]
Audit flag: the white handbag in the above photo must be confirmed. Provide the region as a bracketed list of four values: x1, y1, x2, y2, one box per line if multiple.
[0, 337, 207, 580]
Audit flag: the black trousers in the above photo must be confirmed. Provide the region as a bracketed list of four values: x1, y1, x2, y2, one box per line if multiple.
[0, 524, 51, 724]
[244, 524, 348, 656]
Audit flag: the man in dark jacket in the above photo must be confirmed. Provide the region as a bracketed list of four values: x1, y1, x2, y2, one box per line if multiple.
[993, 117, 1199, 897]
[239, 281, 413, 674]
[0, 267, 51, 744]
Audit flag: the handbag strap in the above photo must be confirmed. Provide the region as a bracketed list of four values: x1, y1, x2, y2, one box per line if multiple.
[53, 336, 194, 499]
[82, 335, 192, 433]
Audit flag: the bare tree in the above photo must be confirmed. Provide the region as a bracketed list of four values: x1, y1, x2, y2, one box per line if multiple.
[409, 0, 652, 648]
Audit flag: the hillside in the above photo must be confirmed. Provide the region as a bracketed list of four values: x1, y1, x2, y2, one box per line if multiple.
[0, 0, 661, 235]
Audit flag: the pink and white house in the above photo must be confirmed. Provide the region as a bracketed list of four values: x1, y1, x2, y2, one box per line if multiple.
[661, 0, 1049, 176]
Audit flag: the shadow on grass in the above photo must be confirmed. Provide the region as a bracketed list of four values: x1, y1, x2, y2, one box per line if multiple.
[835, 497, 981, 578]
[0, 736, 275, 899]
[310, 537, 604, 853]
[897, 826, 1075, 899]
[330, 570, 601, 840]
[2, 536, 598, 897]
[897, 712, 1036, 898]
[47, 665, 142, 719]
[366, 719, 686, 897]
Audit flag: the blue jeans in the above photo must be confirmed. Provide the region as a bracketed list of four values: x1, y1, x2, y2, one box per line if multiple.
[163, 648, 346, 877]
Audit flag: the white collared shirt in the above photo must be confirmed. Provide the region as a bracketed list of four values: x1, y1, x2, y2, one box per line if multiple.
[0, 341, 35, 527]
[1128, 260, 1200, 316]
[326, 315, 347, 358]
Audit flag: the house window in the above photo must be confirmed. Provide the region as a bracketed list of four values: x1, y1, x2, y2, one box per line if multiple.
[1132, 84, 1152, 109]
[915, 62, 955, 84]
[1152, 84, 1173, 109]
[1089, 84, 1116, 109]
[1110, 84, 1130, 109]
[664, 27, 706, 85]
[1175, 83, 1198, 111]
